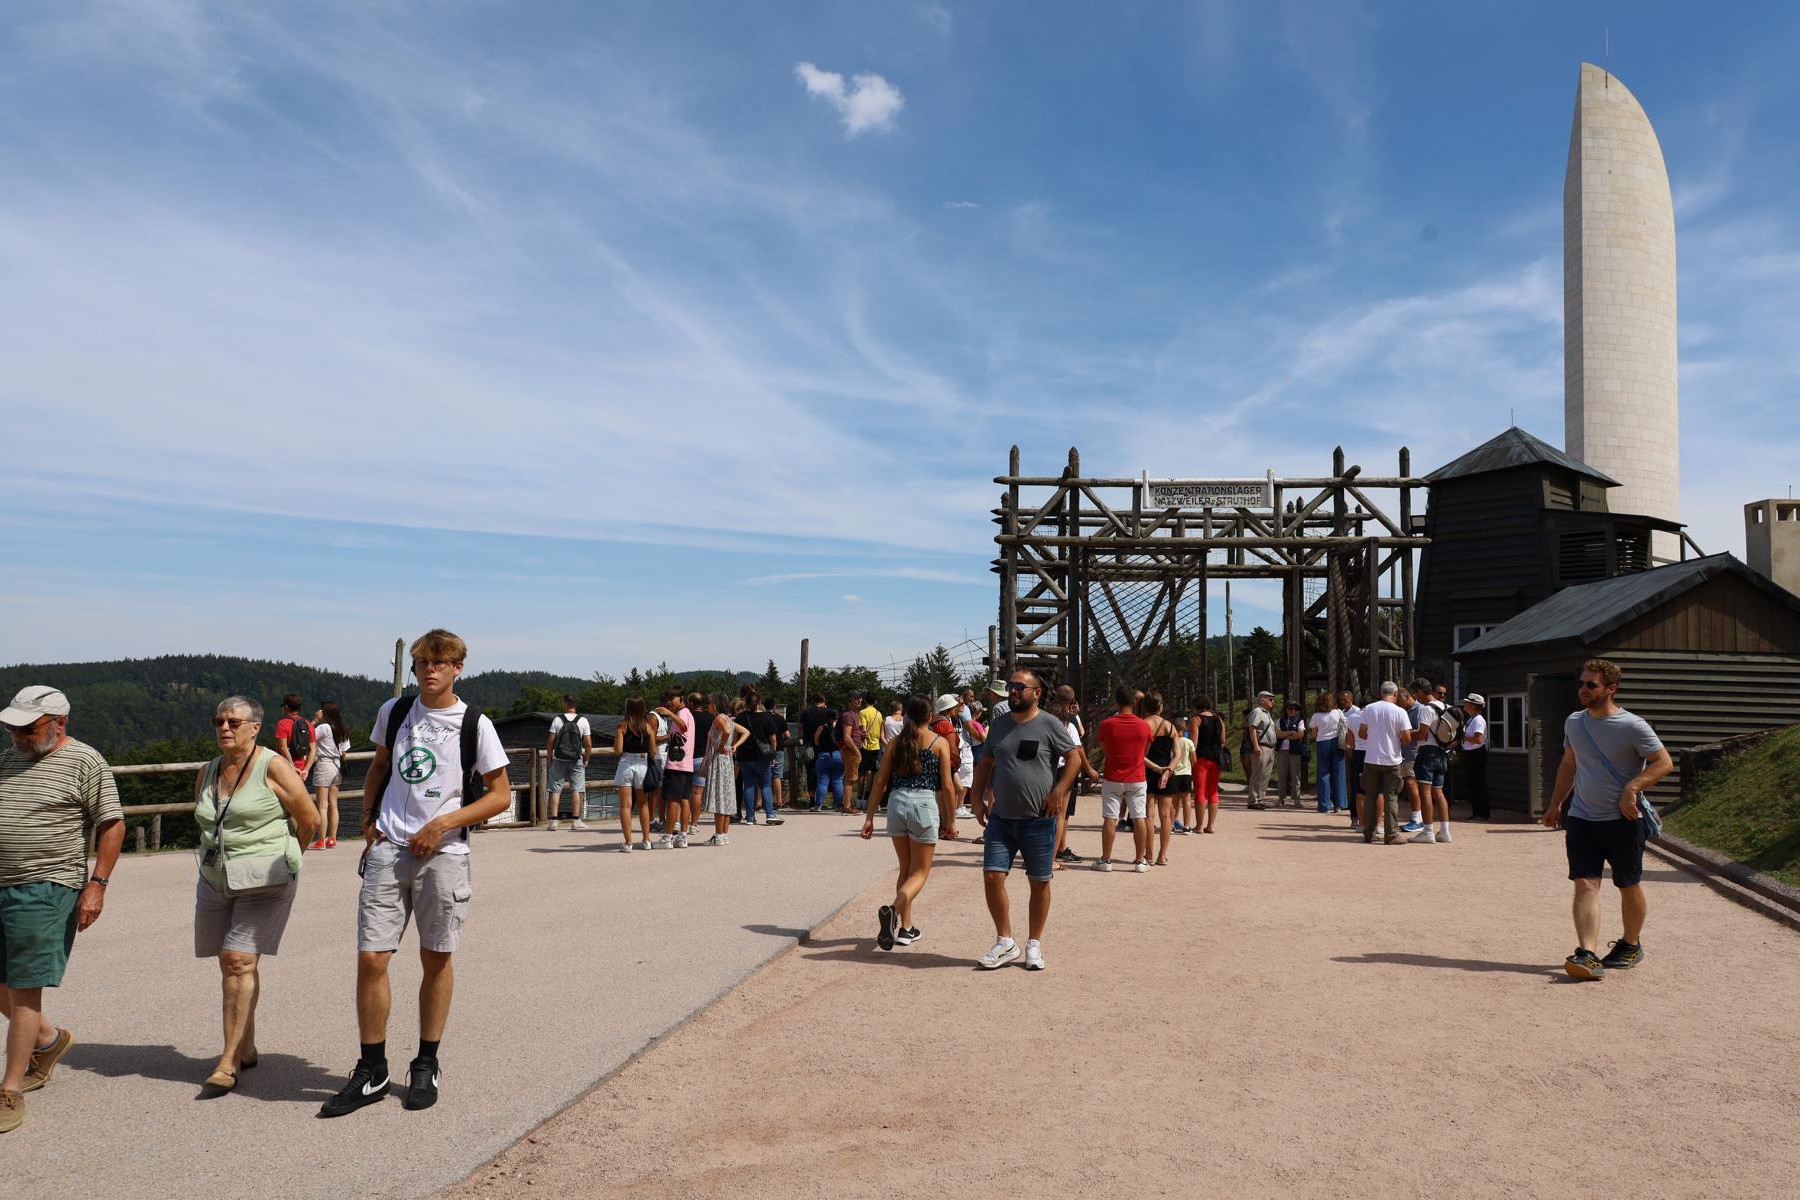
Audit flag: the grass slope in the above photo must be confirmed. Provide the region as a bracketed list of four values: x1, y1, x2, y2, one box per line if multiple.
[1665, 725, 1800, 890]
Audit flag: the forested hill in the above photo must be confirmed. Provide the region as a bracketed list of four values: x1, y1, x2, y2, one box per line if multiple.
[0, 656, 596, 756]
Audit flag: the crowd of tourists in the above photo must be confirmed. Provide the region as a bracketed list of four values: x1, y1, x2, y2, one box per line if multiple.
[0, 630, 1673, 1133]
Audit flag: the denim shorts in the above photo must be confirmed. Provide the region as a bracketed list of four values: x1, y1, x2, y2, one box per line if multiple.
[1413, 748, 1448, 788]
[886, 786, 939, 843]
[982, 815, 1057, 881]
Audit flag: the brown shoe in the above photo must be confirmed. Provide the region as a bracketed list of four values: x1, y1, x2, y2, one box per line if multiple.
[22, 1027, 73, 1093]
[1384, 834, 1403, 845]
[0, 1090, 23, 1134]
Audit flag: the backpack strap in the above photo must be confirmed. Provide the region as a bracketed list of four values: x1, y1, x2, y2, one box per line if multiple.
[459, 706, 488, 842]
[363, 696, 414, 832]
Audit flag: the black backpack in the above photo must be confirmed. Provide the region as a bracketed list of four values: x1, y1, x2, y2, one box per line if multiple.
[287, 716, 312, 761]
[552, 714, 585, 761]
[364, 696, 492, 843]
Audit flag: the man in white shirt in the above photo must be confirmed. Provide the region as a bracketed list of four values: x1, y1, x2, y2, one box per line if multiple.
[1244, 692, 1278, 810]
[1337, 690, 1364, 829]
[1407, 680, 1452, 844]
[543, 696, 592, 833]
[1356, 682, 1413, 844]
[320, 629, 512, 1120]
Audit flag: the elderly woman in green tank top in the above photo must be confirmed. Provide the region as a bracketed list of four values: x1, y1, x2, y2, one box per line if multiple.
[191, 696, 317, 1093]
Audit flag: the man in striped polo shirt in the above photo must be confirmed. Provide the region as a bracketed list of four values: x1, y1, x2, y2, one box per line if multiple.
[0, 686, 123, 1134]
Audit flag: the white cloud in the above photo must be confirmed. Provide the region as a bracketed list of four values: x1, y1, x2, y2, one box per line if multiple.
[741, 567, 985, 587]
[943, 199, 980, 210]
[841, 593, 863, 603]
[794, 62, 905, 136]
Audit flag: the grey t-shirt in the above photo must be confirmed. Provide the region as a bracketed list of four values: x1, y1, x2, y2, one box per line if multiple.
[1565, 709, 1663, 823]
[982, 710, 1078, 820]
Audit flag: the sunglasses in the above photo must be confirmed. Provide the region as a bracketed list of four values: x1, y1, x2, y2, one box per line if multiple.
[211, 717, 257, 729]
[1576, 680, 1606, 691]
[1005, 682, 1035, 693]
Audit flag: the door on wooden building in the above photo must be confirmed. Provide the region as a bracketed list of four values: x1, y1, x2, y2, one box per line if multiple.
[1523, 672, 1571, 817]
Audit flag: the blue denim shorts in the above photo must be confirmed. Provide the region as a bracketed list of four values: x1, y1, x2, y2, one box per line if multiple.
[1413, 748, 1448, 788]
[982, 815, 1057, 881]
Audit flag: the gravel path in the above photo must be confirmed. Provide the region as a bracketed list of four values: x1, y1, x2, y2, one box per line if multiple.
[11, 814, 894, 1199]
[453, 804, 1800, 1199]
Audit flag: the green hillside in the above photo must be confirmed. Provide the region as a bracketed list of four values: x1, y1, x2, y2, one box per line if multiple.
[1665, 725, 1800, 890]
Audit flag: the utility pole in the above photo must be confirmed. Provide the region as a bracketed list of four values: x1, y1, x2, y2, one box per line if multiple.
[1224, 581, 1236, 718]
[391, 638, 405, 698]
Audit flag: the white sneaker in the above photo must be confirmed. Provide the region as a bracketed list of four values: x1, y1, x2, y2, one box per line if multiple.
[979, 939, 1022, 969]
[570, 819, 591, 831]
[1093, 859, 1113, 873]
[704, 834, 725, 846]
[545, 820, 559, 832]
[637, 840, 652, 850]
[1134, 859, 1149, 873]
[653, 835, 675, 849]
[955, 805, 974, 819]
[719, 833, 730, 845]
[1409, 829, 1437, 844]
[674, 832, 688, 848]
[619, 841, 633, 853]
[1436, 827, 1452, 843]
[1024, 941, 1046, 971]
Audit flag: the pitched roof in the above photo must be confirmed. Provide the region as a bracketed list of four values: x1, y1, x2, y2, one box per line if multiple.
[1455, 554, 1800, 656]
[1425, 426, 1619, 486]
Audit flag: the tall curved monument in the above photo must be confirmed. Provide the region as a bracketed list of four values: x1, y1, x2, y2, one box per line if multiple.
[1563, 62, 1680, 549]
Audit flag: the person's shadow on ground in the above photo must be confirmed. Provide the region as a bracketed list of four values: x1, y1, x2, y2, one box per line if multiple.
[1332, 952, 1563, 979]
[63, 1043, 344, 1102]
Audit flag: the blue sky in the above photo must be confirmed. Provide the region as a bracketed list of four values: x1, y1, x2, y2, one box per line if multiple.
[4, 1, 1799, 679]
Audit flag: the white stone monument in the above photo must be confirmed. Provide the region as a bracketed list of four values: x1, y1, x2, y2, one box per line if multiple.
[1563, 62, 1681, 556]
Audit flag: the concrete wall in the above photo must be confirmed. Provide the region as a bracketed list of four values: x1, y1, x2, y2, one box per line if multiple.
[1746, 500, 1800, 596]
[1564, 63, 1681, 552]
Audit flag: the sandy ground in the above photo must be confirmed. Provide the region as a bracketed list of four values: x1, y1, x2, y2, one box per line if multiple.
[454, 801, 1800, 1200]
[10, 814, 896, 1199]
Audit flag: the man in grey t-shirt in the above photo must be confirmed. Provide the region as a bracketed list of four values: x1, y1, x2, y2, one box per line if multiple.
[968, 670, 1078, 972]
[1542, 659, 1672, 980]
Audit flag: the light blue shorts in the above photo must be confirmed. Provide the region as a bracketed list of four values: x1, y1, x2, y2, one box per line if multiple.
[885, 786, 940, 843]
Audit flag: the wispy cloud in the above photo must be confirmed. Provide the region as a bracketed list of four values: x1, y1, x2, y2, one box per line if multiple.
[741, 568, 986, 588]
[794, 62, 905, 136]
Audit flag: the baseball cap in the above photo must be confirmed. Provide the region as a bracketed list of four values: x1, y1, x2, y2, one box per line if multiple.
[934, 693, 960, 714]
[2, 686, 70, 727]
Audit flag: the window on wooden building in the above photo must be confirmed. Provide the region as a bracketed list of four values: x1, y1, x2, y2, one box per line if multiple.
[1487, 693, 1526, 753]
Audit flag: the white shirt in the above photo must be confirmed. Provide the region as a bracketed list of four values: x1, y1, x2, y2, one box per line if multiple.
[1308, 710, 1344, 742]
[1461, 712, 1488, 751]
[1339, 705, 1363, 749]
[1356, 700, 1413, 767]
[548, 714, 592, 741]
[883, 715, 905, 742]
[315, 724, 346, 762]
[371, 697, 509, 856]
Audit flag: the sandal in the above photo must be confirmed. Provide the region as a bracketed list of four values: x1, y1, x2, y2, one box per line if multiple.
[202, 1069, 237, 1092]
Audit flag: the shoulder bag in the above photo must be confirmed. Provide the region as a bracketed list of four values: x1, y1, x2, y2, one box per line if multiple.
[209, 749, 298, 897]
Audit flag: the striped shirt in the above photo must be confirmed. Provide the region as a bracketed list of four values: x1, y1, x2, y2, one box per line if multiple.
[0, 738, 122, 890]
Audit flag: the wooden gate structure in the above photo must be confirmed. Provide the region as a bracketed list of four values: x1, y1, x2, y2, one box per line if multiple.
[990, 446, 1431, 709]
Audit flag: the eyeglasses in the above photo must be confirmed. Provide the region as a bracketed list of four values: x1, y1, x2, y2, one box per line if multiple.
[211, 717, 257, 729]
[412, 658, 460, 670]
[1576, 680, 1605, 691]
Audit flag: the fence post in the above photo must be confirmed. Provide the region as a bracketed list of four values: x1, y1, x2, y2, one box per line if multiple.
[152, 814, 163, 851]
[530, 749, 543, 826]
[135, 826, 146, 852]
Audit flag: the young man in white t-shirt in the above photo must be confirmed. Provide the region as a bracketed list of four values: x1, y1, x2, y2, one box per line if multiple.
[320, 629, 511, 1119]
[544, 695, 592, 832]
[1356, 682, 1413, 844]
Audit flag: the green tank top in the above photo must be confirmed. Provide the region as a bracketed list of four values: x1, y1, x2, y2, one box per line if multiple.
[195, 749, 299, 886]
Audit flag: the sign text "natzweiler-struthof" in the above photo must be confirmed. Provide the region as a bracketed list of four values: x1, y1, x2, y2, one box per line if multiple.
[1143, 477, 1272, 509]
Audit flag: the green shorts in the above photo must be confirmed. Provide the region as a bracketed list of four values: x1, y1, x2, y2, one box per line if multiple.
[0, 881, 81, 988]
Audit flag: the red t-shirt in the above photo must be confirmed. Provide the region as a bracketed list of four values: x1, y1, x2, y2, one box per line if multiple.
[929, 718, 960, 759]
[1097, 713, 1153, 783]
[275, 716, 313, 770]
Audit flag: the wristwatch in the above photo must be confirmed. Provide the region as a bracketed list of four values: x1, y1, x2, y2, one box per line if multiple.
[88, 875, 109, 887]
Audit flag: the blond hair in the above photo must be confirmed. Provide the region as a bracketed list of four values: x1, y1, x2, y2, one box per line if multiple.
[409, 628, 468, 664]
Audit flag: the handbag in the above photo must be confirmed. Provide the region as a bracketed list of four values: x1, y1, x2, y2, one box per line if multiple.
[207, 751, 297, 897]
[644, 757, 666, 793]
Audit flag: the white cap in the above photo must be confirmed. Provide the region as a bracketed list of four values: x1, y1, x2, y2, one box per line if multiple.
[1461, 693, 1486, 708]
[1, 686, 70, 727]
[934, 693, 960, 714]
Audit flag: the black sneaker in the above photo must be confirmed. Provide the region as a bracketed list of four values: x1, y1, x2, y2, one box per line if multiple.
[877, 904, 896, 951]
[1599, 940, 1643, 971]
[895, 926, 921, 945]
[318, 1061, 389, 1117]
[1564, 948, 1606, 980]
[402, 1057, 440, 1110]
[1055, 847, 1084, 863]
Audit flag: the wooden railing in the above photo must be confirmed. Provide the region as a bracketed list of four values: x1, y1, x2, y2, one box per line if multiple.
[115, 747, 644, 850]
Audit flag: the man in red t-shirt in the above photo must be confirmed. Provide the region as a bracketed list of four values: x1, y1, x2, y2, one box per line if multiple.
[274, 692, 316, 780]
[1095, 685, 1153, 872]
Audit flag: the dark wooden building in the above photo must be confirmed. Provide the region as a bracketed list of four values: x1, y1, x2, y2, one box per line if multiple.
[1453, 553, 1800, 815]
[1416, 427, 1684, 696]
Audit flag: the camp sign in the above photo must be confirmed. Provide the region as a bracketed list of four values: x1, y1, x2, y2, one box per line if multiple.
[1143, 475, 1273, 510]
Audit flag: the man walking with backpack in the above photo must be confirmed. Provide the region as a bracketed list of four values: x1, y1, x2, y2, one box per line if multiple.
[1541, 659, 1672, 980]
[319, 629, 512, 1118]
[543, 696, 591, 832]
[1406, 679, 1453, 844]
[275, 694, 315, 783]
